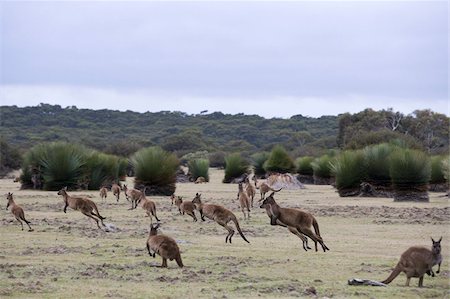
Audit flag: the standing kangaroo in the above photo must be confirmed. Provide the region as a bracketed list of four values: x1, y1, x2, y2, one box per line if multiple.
[57, 187, 106, 229]
[111, 183, 121, 202]
[244, 177, 256, 207]
[123, 185, 143, 210]
[260, 192, 329, 252]
[381, 237, 443, 287]
[260, 199, 311, 251]
[252, 176, 282, 200]
[6, 192, 33, 231]
[192, 193, 250, 244]
[236, 182, 251, 219]
[99, 186, 108, 201]
[146, 223, 184, 268]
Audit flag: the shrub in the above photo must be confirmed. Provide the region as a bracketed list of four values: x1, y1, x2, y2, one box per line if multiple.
[209, 151, 226, 168]
[363, 143, 394, 186]
[389, 148, 430, 201]
[188, 158, 209, 182]
[430, 155, 446, 184]
[330, 150, 366, 196]
[311, 155, 333, 178]
[263, 145, 295, 174]
[0, 137, 22, 176]
[223, 153, 250, 183]
[295, 156, 314, 175]
[442, 156, 450, 182]
[251, 152, 269, 176]
[85, 152, 124, 190]
[130, 146, 179, 195]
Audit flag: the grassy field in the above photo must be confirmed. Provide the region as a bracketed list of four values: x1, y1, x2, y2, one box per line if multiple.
[1, 168, 449, 298]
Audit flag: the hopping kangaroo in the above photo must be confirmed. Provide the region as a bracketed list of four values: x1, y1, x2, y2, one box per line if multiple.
[236, 182, 251, 219]
[99, 186, 108, 201]
[111, 183, 121, 202]
[137, 189, 160, 224]
[6, 192, 33, 231]
[123, 185, 143, 210]
[260, 192, 329, 252]
[260, 199, 311, 251]
[57, 187, 106, 229]
[194, 176, 206, 184]
[146, 223, 184, 268]
[381, 237, 443, 287]
[172, 195, 197, 222]
[252, 176, 282, 200]
[192, 193, 250, 244]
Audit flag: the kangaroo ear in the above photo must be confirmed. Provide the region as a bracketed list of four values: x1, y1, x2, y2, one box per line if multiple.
[431, 237, 435, 243]
[269, 192, 275, 197]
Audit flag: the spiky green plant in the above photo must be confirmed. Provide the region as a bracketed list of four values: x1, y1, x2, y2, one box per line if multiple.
[36, 142, 87, 190]
[389, 148, 430, 201]
[131, 146, 179, 195]
[295, 156, 314, 175]
[442, 156, 450, 182]
[430, 155, 446, 184]
[223, 153, 250, 183]
[188, 158, 210, 182]
[85, 152, 122, 190]
[363, 143, 395, 186]
[251, 152, 269, 176]
[263, 145, 295, 174]
[311, 155, 333, 179]
[330, 150, 366, 196]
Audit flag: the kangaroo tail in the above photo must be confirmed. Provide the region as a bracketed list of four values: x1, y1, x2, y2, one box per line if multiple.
[271, 187, 283, 192]
[381, 264, 402, 284]
[232, 215, 250, 243]
[176, 254, 184, 268]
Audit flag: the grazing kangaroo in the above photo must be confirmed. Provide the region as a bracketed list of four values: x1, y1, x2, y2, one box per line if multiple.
[137, 189, 160, 224]
[381, 237, 443, 287]
[260, 192, 329, 252]
[260, 200, 311, 251]
[236, 182, 251, 219]
[194, 176, 206, 184]
[111, 183, 121, 202]
[146, 223, 184, 268]
[252, 176, 282, 200]
[173, 196, 197, 222]
[57, 187, 106, 229]
[192, 193, 250, 244]
[244, 177, 256, 207]
[123, 185, 143, 210]
[99, 186, 108, 201]
[6, 192, 33, 231]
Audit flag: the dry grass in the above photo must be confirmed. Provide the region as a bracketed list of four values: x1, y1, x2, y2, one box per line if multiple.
[1, 169, 449, 298]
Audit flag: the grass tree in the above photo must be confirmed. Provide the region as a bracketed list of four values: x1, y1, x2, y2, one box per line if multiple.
[223, 153, 250, 183]
[389, 148, 431, 201]
[85, 152, 126, 190]
[188, 158, 210, 182]
[330, 150, 366, 197]
[263, 145, 295, 174]
[311, 155, 334, 185]
[130, 146, 179, 195]
[295, 156, 314, 184]
[251, 152, 269, 177]
[429, 155, 448, 192]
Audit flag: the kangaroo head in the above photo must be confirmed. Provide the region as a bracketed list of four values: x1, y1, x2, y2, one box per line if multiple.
[57, 186, 68, 196]
[150, 223, 160, 236]
[238, 182, 244, 191]
[6, 192, 13, 210]
[260, 193, 276, 208]
[431, 237, 442, 255]
[192, 193, 202, 204]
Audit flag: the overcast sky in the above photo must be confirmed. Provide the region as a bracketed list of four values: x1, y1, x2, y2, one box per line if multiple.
[0, 1, 448, 118]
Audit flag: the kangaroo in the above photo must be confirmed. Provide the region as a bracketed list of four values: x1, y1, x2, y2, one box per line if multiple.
[236, 182, 251, 219]
[57, 187, 106, 229]
[244, 177, 256, 207]
[260, 192, 329, 252]
[381, 237, 443, 287]
[123, 185, 143, 210]
[192, 193, 250, 244]
[252, 176, 282, 200]
[173, 196, 197, 222]
[195, 176, 206, 184]
[146, 223, 184, 268]
[111, 183, 121, 202]
[137, 189, 160, 224]
[260, 199, 311, 251]
[6, 192, 33, 231]
[99, 186, 108, 201]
